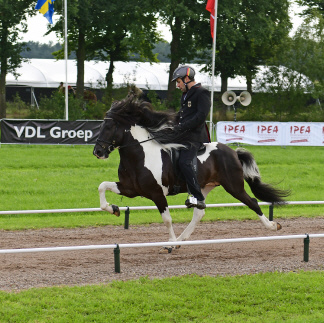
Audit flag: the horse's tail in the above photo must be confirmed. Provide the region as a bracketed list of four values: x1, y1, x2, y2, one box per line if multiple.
[236, 148, 290, 204]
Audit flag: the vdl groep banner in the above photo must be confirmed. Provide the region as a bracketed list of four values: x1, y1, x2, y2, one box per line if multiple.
[1, 119, 103, 145]
[217, 121, 324, 146]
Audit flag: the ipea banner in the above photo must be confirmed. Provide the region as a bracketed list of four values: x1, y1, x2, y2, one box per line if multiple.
[216, 121, 324, 146]
[1, 119, 103, 145]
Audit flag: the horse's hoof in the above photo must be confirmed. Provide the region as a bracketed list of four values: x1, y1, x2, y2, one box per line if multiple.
[159, 247, 173, 254]
[112, 204, 120, 217]
[277, 222, 282, 230]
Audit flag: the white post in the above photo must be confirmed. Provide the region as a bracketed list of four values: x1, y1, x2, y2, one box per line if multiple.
[64, 0, 68, 120]
[209, 0, 219, 137]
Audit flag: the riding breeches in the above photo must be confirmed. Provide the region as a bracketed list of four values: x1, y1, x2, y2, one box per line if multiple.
[178, 144, 205, 201]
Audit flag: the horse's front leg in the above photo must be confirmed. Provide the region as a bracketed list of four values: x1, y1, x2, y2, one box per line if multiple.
[176, 186, 213, 242]
[160, 207, 177, 243]
[98, 181, 121, 216]
[176, 208, 205, 242]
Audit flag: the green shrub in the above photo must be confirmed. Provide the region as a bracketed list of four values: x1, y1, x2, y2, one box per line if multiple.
[29, 91, 107, 120]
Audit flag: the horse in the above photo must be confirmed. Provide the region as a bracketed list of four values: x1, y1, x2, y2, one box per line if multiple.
[93, 90, 290, 252]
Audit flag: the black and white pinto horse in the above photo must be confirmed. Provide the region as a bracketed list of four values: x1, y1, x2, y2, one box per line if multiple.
[93, 91, 290, 251]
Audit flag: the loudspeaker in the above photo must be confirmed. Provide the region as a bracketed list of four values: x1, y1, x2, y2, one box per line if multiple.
[221, 91, 237, 106]
[238, 91, 252, 106]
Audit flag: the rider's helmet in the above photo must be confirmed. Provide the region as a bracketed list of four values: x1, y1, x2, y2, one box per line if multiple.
[171, 65, 195, 82]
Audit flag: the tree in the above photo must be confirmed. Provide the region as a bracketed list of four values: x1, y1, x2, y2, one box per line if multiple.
[20, 41, 63, 59]
[212, 0, 291, 94]
[297, 0, 324, 13]
[155, 0, 210, 108]
[238, 0, 291, 92]
[88, 0, 160, 105]
[0, 0, 35, 118]
[265, 10, 324, 112]
[50, 0, 159, 105]
[49, 0, 93, 99]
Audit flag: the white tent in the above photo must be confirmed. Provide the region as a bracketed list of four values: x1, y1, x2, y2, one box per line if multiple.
[6, 59, 248, 91]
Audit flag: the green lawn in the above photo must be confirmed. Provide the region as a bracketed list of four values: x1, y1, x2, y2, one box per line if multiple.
[0, 145, 323, 230]
[1, 144, 323, 321]
[0, 272, 323, 322]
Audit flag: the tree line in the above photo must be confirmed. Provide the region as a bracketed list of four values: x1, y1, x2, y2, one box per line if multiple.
[1, 0, 324, 121]
[20, 41, 172, 62]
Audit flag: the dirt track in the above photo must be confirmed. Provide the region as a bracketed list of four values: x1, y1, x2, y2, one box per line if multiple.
[1, 217, 324, 291]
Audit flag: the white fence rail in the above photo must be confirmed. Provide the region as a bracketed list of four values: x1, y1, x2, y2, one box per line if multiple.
[1, 201, 323, 273]
[1, 234, 324, 273]
[1, 201, 323, 229]
[1, 200, 323, 215]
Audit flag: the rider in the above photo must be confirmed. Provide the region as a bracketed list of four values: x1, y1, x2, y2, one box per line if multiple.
[172, 65, 211, 210]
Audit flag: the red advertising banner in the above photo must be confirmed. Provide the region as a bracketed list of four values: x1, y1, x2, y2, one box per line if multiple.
[217, 122, 324, 146]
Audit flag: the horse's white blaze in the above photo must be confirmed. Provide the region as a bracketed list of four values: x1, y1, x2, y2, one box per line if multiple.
[130, 125, 168, 196]
[259, 214, 278, 231]
[198, 142, 218, 164]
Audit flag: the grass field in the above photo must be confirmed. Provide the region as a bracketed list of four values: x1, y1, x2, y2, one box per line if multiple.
[0, 272, 324, 322]
[0, 144, 323, 230]
[0, 144, 323, 321]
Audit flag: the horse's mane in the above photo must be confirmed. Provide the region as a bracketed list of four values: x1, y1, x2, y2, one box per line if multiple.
[105, 87, 188, 147]
[107, 94, 174, 129]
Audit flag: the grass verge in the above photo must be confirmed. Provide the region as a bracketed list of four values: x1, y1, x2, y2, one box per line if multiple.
[0, 272, 324, 322]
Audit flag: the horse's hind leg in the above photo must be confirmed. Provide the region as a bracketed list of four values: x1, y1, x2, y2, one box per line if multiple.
[222, 179, 281, 231]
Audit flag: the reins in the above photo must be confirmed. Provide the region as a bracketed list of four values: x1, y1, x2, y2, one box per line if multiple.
[96, 113, 186, 154]
[96, 134, 158, 152]
[96, 117, 167, 153]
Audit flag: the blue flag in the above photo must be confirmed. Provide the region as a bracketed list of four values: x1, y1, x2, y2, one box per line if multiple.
[35, 0, 55, 24]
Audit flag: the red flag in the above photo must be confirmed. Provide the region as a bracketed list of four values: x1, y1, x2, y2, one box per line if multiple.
[206, 0, 215, 38]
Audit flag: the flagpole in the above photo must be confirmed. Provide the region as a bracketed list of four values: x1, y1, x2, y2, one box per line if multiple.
[64, 0, 68, 120]
[209, 0, 218, 137]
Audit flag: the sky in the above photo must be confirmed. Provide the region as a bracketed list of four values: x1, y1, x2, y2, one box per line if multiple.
[21, 3, 305, 44]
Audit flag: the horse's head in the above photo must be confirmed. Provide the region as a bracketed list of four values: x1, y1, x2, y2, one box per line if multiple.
[93, 117, 123, 159]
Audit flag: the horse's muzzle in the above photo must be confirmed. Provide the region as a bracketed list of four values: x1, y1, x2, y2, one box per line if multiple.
[93, 145, 109, 159]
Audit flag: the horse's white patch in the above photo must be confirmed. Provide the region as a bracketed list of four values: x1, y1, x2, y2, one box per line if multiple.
[197, 142, 218, 164]
[130, 125, 169, 196]
[259, 214, 277, 231]
[241, 157, 261, 180]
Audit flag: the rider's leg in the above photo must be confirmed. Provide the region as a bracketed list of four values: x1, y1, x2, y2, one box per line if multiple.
[178, 145, 206, 209]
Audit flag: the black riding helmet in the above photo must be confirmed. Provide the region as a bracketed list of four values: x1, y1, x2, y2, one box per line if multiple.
[171, 65, 195, 82]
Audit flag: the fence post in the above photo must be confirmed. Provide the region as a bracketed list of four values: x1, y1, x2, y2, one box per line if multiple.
[114, 244, 121, 273]
[124, 207, 130, 229]
[303, 234, 310, 262]
[269, 203, 274, 221]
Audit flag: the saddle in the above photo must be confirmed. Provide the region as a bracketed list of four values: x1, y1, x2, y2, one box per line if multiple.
[168, 144, 206, 196]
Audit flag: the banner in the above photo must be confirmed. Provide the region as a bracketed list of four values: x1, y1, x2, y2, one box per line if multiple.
[217, 121, 324, 146]
[1, 120, 102, 145]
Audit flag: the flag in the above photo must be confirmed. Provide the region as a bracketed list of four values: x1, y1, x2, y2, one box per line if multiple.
[206, 0, 215, 38]
[35, 0, 56, 24]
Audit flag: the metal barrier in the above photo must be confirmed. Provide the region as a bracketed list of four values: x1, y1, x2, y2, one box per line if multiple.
[1, 233, 324, 273]
[1, 201, 323, 230]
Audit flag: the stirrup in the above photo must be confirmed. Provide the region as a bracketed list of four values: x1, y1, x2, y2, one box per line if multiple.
[185, 196, 206, 209]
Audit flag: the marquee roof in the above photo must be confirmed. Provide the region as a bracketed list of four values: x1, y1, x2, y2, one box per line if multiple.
[6, 59, 248, 91]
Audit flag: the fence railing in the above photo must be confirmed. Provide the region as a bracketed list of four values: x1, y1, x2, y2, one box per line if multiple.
[1, 201, 323, 230]
[1, 233, 324, 273]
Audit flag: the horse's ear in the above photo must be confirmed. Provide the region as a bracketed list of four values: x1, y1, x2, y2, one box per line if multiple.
[128, 85, 144, 99]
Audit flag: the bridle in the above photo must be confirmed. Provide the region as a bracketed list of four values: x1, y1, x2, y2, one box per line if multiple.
[95, 118, 120, 154]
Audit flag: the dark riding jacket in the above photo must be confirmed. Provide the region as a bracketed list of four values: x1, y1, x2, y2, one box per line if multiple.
[176, 83, 211, 143]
